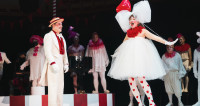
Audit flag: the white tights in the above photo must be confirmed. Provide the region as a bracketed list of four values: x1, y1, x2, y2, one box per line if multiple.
[32, 78, 41, 87]
[128, 77, 155, 106]
[93, 71, 107, 92]
[129, 80, 145, 104]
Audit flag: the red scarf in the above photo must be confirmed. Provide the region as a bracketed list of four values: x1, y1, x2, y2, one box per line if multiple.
[53, 31, 65, 55]
[165, 51, 176, 58]
[127, 26, 145, 38]
[174, 43, 190, 52]
[0, 53, 2, 61]
[88, 39, 104, 50]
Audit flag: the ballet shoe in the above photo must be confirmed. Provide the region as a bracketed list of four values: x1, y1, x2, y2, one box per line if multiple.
[128, 101, 134, 106]
[149, 102, 156, 106]
[104, 90, 110, 93]
[178, 101, 184, 106]
[92, 90, 99, 94]
[80, 90, 86, 94]
[184, 89, 188, 92]
[193, 101, 200, 106]
[166, 102, 173, 106]
[182, 89, 185, 92]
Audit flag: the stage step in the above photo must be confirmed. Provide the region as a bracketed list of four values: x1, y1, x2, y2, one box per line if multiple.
[0, 93, 115, 106]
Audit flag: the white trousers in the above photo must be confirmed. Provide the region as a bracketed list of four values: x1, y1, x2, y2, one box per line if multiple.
[164, 71, 182, 97]
[48, 67, 64, 106]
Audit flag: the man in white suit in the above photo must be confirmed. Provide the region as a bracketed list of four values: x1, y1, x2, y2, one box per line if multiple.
[39, 17, 69, 106]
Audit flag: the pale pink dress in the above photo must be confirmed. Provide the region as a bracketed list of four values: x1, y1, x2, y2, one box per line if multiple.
[85, 39, 109, 72]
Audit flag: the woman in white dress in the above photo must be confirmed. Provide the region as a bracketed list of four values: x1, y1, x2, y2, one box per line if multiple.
[107, 0, 178, 106]
[85, 32, 110, 93]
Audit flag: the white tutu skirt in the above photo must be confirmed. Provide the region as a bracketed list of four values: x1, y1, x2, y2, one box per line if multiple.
[107, 37, 166, 80]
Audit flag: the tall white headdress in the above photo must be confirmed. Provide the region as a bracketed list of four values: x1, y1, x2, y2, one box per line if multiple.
[115, 0, 151, 32]
[196, 32, 200, 43]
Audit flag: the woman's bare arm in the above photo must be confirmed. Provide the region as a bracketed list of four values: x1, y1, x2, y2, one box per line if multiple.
[123, 34, 129, 42]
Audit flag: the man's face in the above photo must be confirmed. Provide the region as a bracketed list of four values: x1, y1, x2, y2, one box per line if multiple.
[53, 22, 63, 33]
[166, 45, 174, 53]
[92, 34, 99, 42]
[74, 37, 79, 44]
[32, 40, 39, 47]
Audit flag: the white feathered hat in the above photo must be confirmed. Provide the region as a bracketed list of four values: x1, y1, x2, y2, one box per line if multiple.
[196, 32, 200, 43]
[115, 0, 151, 32]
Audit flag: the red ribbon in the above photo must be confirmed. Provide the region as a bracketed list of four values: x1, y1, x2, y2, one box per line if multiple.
[53, 31, 65, 55]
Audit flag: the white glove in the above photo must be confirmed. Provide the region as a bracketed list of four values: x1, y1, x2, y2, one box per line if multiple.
[64, 65, 69, 73]
[194, 73, 198, 79]
[20, 65, 25, 70]
[51, 64, 59, 73]
[165, 38, 178, 46]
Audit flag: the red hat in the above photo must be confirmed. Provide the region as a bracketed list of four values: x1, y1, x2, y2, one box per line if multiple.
[48, 17, 64, 27]
[176, 33, 183, 38]
[116, 0, 131, 13]
[30, 35, 43, 45]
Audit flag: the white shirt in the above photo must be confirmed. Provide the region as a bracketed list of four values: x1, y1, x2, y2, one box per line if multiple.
[162, 52, 186, 78]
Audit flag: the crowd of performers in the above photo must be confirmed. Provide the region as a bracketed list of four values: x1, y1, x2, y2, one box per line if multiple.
[0, 17, 110, 106]
[0, 0, 200, 106]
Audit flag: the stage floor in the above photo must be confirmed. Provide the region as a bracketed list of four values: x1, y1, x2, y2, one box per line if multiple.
[0, 93, 115, 106]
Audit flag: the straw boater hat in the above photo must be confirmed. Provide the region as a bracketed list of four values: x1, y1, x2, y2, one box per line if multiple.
[48, 17, 64, 27]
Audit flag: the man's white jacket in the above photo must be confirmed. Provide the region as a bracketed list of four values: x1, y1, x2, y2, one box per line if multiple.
[39, 30, 68, 86]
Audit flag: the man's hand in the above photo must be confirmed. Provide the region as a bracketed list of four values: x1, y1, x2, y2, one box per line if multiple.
[20, 65, 25, 70]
